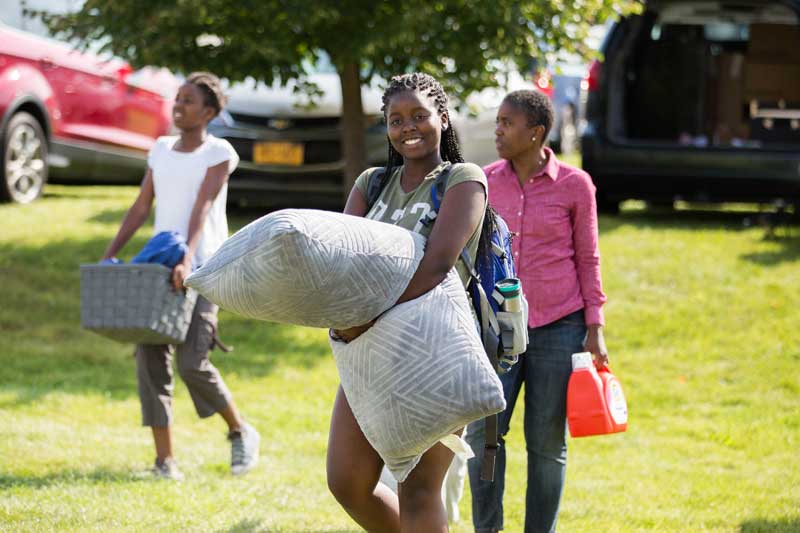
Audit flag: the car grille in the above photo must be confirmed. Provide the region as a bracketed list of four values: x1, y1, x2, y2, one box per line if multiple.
[226, 137, 341, 164]
[229, 113, 340, 129]
[304, 140, 341, 164]
[227, 138, 255, 161]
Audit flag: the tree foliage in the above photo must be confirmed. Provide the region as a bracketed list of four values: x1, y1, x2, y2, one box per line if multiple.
[33, 0, 641, 95]
[32, 0, 641, 196]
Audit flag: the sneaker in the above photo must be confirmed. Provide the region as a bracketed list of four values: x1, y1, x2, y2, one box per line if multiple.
[228, 422, 260, 475]
[152, 457, 184, 481]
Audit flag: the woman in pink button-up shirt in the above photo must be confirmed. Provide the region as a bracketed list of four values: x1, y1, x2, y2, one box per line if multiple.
[466, 90, 609, 533]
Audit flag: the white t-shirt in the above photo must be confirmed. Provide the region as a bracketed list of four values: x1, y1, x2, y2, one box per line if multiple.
[147, 135, 239, 268]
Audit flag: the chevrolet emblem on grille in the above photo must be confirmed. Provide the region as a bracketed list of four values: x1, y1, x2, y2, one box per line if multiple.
[268, 118, 292, 130]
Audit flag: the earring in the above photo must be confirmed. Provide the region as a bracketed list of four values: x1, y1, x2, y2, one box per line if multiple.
[531, 137, 537, 142]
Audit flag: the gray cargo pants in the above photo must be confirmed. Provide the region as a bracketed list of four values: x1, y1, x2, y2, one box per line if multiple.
[135, 296, 233, 427]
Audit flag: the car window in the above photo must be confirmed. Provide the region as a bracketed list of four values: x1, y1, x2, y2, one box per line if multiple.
[1, 0, 120, 60]
[0, 0, 83, 37]
[704, 23, 748, 42]
[650, 22, 749, 43]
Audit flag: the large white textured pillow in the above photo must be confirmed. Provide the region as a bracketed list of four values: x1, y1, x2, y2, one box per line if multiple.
[185, 209, 425, 329]
[330, 269, 506, 482]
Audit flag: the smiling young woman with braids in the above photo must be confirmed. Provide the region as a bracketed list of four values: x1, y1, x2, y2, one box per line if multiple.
[325, 72, 493, 532]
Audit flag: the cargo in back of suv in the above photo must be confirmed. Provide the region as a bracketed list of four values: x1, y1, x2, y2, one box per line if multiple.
[581, 0, 800, 212]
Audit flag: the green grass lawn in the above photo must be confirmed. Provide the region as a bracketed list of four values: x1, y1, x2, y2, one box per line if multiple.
[1, 184, 799, 532]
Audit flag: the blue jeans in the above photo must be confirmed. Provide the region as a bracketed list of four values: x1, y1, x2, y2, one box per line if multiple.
[466, 309, 587, 533]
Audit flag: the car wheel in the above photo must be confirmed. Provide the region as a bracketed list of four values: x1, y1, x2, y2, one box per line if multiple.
[1, 112, 48, 204]
[557, 105, 578, 155]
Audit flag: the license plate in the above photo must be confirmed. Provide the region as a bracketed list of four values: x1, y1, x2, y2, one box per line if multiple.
[253, 141, 304, 166]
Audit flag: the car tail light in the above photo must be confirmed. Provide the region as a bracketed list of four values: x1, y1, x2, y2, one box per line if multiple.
[581, 59, 602, 92]
[117, 64, 133, 83]
[534, 69, 554, 99]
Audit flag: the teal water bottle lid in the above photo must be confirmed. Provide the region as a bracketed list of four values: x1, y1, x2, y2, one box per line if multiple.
[497, 278, 520, 297]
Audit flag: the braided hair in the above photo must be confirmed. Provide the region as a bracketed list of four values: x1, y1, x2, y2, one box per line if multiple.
[185, 71, 227, 119]
[379, 73, 497, 264]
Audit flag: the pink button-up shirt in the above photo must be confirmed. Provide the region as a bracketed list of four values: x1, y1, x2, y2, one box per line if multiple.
[485, 148, 606, 328]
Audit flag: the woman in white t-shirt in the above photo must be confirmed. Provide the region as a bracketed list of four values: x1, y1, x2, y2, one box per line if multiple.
[102, 72, 260, 480]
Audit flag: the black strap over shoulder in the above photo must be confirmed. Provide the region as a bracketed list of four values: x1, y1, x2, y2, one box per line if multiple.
[481, 413, 499, 482]
[418, 162, 454, 228]
[365, 168, 387, 209]
[429, 162, 454, 208]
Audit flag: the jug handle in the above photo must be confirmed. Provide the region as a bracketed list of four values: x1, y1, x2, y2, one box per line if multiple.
[596, 362, 612, 373]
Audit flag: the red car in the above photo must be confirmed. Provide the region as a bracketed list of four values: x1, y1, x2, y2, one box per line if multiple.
[0, 11, 176, 203]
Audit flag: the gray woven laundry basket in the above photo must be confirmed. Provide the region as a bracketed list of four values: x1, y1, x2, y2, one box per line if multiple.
[80, 264, 197, 344]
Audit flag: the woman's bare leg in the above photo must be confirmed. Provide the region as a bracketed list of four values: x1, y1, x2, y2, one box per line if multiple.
[327, 386, 401, 532]
[398, 441, 455, 533]
[151, 426, 173, 461]
[218, 402, 243, 432]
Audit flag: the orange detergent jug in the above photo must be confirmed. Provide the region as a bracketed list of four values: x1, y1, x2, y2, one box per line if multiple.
[566, 352, 628, 437]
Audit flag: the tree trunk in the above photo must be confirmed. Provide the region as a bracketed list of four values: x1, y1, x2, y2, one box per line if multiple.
[338, 61, 367, 205]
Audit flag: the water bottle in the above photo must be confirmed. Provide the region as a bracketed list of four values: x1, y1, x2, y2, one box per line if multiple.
[496, 278, 521, 312]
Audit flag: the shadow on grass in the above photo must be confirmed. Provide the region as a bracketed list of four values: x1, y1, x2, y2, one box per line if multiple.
[85, 204, 299, 233]
[87, 207, 136, 225]
[599, 206, 766, 233]
[740, 517, 800, 532]
[227, 205, 274, 232]
[600, 206, 800, 266]
[0, 467, 153, 489]
[226, 204, 346, 233]
[43, 185, 140, 200]
[0, 235, 331, 406]
[214, 315, 330, 375]
[739, 235, 800, 266]
[219, 522, 359, 533]
[220, 520, 265, 533]
[226, 205, 312, 233]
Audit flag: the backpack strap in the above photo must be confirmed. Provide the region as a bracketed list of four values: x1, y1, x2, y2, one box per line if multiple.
[481, 412, 500, 482]
[474, 278, 501, 482]
[428, 162, 501, 481]
[428, 163, 453, 211]
[365, 167, 387, 209]
[419, 162, 454, 228]
[430, 166, 503, 481]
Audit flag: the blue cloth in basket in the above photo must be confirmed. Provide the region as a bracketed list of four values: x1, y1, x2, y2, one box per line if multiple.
[130, 231, 188, 268]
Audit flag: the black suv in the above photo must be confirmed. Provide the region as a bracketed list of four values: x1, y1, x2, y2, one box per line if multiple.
[581, 0, 800, 212]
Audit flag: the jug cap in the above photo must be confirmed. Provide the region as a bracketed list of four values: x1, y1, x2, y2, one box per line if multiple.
[571, 352, 594, 370]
